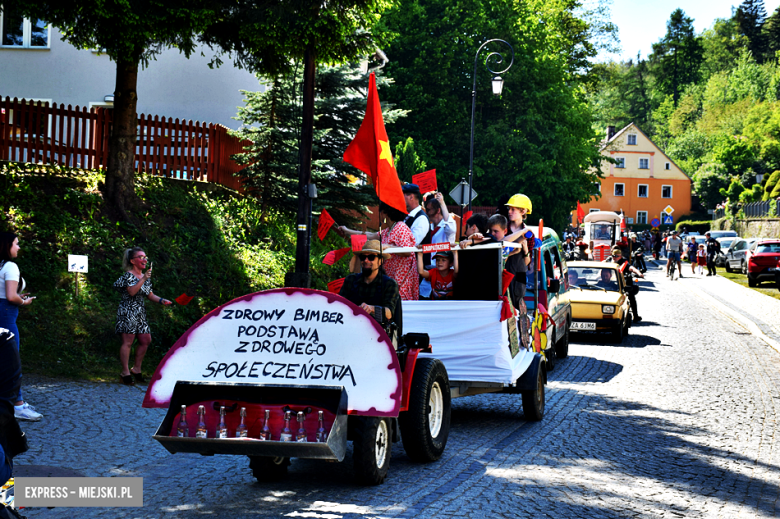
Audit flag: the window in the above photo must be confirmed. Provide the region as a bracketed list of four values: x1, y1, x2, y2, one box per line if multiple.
[638, 184, 648, 198]
[615, 157, 625, 168]
[637, 211, 647, 224]
[593, 182, 601, 192]
[662, 185, 672, 198]
[0, 7, 49, 48]
[627, 134, 637, 145]
[665, 162, 670, 170]
[639, 158, 649, 169]
[614, 183, 625, 197]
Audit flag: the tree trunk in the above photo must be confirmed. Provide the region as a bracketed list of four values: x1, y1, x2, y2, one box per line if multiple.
[103, 60, 140, 221]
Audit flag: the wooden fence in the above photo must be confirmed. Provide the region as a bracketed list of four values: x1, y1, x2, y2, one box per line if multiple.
[0, 97, 249, 192]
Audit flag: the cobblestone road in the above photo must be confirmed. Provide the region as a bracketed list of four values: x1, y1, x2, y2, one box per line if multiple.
[13, 262, 780, 518]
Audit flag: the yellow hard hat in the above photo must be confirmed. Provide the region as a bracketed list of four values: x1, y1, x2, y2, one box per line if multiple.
[505, 194, 533, 214]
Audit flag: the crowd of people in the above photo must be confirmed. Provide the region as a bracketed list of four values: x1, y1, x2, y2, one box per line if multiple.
[336, 185, 536, 329]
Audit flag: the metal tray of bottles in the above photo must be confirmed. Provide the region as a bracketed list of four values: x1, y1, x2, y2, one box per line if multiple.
[153, 381, 348, 461]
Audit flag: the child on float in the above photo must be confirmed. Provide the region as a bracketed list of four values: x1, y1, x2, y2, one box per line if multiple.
[416, 250, 458, 300]
[696, 243, 707, 275]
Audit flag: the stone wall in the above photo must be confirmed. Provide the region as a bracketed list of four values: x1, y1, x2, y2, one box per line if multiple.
[720, 218, 780, 238]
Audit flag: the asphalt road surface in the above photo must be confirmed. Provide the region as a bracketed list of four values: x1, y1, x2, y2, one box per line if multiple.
[13, 262, 780, 518]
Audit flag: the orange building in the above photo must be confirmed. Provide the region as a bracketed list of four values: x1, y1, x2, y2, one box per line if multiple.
[577, 123, 692, 228]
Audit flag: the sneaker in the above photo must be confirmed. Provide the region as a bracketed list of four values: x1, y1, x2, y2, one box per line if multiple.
[15, 403, 43, 421]
[634, 316, 642, 323]
[679, 273, 683, 278]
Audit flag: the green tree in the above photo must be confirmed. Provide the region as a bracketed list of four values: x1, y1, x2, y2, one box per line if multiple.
[710, 135, 756, 174]
[379, 0, 606, 230]
[719, 177, 747, 203]
[12, 1, 220, 220]
[764, 6, 780, 57]
[700, 17, 750, 81]
[14, 0, 391, 221]
[736, 0, 768, 62]
[649, 9, 704, 106]
[693, 162, 731, 208]
[394, 137, 427, 182]
[231, 64, 407, 225]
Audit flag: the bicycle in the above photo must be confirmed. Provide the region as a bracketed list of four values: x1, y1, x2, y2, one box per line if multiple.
[668, 260, 676, 280]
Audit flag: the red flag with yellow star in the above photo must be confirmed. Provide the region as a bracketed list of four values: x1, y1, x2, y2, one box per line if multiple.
[343, 72, 407, 215]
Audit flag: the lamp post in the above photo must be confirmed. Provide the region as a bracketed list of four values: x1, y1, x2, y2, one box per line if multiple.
[468, 39, 514, 212]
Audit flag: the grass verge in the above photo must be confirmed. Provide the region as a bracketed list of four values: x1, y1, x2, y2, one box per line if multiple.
[719, 270, 780, 301]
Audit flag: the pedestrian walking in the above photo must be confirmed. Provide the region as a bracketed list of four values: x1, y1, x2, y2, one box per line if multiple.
[0, 232, 42, 421]
[114, 247, 173, 385]
[704, 232, 721, 276]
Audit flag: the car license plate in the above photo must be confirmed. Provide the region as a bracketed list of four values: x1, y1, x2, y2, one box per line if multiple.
[571, 322, 596, 330]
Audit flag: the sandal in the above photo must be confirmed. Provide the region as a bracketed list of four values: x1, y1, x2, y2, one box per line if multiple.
[120, 374, 135, 386]
[130, 369, 145, 383]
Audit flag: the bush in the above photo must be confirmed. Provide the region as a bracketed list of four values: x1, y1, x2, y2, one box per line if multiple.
[0, 162, 353, 380]
[763, 170, 780, 200]
[675, 220, 714, 233]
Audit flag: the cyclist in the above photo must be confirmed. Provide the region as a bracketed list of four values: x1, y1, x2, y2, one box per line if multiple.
[665, 230, 684, 278]
[608, 246, 644, 322]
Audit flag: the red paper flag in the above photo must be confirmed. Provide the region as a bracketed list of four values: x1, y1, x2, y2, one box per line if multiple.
[322, 247, 351, 266]
[327, 278, 345, 294]
[620, 210, 626, 232]
[412, 169, 437, 194]
[343, 73, 407, 215]
[576, 201, 585, 225]
[317, 209, 335, 241]
[462, 210, 473, 226]
[175, 293, 193, 306]
[351, 233, 368, 252]
[501, 270, 515, 294]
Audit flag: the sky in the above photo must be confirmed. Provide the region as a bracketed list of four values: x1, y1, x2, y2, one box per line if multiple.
[604, 0, 780, 62]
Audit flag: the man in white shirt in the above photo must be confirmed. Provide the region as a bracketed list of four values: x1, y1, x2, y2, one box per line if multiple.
[419, 193, 456, 298]
[665, 230, 684, 278]
[401, 184, 429, 246]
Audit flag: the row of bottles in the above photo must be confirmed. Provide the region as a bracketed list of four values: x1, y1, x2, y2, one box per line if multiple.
[176, 405, 328, 443]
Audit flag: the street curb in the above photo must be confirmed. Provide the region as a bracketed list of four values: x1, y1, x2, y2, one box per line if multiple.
[686, 280, 780, 354]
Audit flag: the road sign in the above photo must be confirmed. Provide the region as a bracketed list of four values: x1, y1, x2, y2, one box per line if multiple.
[449, 181, 478, 206]
[663, 205, 674, 215]
[651, 218, 660, 227]
[662, 214, 674, 225]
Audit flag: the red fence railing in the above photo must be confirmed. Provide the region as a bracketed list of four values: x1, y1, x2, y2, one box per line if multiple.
[0, 97, 250, 192]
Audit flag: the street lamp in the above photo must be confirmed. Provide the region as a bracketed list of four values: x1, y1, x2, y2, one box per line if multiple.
[468, 39, 514, 211]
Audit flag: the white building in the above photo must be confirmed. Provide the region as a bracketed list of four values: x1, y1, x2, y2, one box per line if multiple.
[0, 13, 260, 129]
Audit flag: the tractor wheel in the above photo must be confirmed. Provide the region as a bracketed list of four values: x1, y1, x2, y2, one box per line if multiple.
[555, 321, 570, 359]
[352, 417, 391, 485]
[248, 456, 290, 482]
[521, 363, 545, 421]
[399, 358, 451, 462]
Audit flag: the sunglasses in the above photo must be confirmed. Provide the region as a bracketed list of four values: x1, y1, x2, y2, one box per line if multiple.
[133, 255, 148, 261]
[359, 254, 378, 261]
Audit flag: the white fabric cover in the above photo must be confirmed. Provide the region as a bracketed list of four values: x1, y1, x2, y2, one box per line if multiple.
[403, 300, 534, 384]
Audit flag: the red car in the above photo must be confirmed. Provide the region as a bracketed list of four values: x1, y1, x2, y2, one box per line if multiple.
[745, 240, 780, 287]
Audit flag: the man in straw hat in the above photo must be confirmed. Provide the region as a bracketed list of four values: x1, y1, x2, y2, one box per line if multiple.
[339, 240, 401, 327]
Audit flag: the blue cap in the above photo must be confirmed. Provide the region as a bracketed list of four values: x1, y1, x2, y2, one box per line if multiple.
[402, 183, 421, 194]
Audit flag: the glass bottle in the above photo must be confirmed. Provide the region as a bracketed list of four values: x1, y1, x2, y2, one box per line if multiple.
[235, 407, 248, 438]
[296, 411, 307, 442]
[259, 409, 271, 441]
[196, 405, 207, 439]
[279, 410, 293, 442]
[176, 405, 188, 437]
[217, 406, 228, 438]
[315, 411, 328, 443]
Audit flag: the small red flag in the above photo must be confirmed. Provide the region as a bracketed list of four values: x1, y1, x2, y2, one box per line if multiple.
[327, 278, 345, 294]
[317, 209, 335, 241]
[412, 169, 437, 194]
[351, 234, 368, 252]
[501, 270, 515, 294]
[343, 73, 407, 215]
[175, 293, 193, 306]
[322, 247, 351, 265]
[576, 201, 585, 225]
[462, 210, 473, 226]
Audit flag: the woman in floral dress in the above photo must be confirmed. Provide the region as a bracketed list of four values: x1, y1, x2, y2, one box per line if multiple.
[338, 203, 419, 300]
